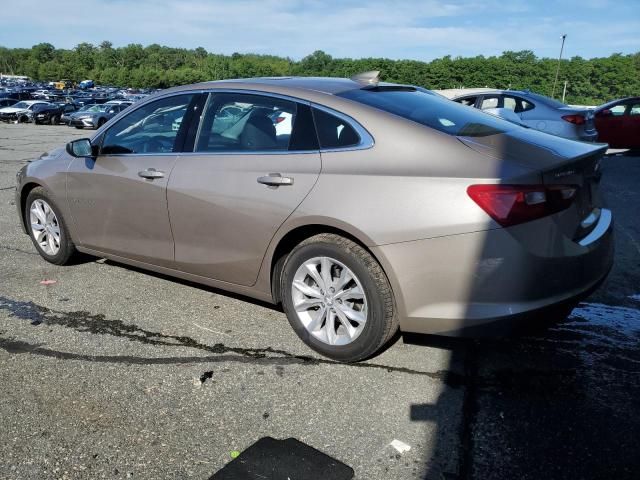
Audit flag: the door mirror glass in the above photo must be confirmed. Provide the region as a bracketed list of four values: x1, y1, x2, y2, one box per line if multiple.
[66, 138, 93, 157]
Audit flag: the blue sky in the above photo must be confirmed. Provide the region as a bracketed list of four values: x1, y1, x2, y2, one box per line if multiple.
[0, 0, 638, 60]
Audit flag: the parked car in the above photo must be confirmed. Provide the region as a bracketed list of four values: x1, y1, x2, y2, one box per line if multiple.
[0, 100, 50, 123]
[61, 103, 96, 125]
[67, 103, 129, 129]
[15, 75, 613, 362]
[594, 96, 640, 149]
[0, 98, 19, 108]
[439, 89, 598, 142]
[33, 103, 78, 125]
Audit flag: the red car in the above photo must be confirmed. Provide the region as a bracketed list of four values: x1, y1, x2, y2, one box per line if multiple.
[594, 96, 640, 149]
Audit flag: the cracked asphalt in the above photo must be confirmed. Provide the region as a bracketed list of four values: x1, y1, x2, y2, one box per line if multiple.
[1, 123, 639, 480]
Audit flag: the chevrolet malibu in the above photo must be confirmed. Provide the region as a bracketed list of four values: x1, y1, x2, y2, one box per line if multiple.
[15, 75, 614, 362]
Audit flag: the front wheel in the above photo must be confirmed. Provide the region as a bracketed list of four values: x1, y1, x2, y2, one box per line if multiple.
[281, 234, 397, 362]
[25, 187, 77, 265]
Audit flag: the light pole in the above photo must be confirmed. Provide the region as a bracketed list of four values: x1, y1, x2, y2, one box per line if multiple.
[552, 34, 567, 99]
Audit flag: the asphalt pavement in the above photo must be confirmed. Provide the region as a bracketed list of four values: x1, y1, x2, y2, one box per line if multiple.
[1, 123, 639, 480]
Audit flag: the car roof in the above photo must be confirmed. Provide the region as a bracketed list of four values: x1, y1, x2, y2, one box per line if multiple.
[168, 76, 373, 96]
[597, 96, 640, 110]
[435, 88, 497, 99]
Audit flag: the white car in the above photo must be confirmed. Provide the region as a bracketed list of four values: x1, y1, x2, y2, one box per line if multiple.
[272, 110, 293, 136]
[0, 100, 50, 123]
[436, 89, 597, 142]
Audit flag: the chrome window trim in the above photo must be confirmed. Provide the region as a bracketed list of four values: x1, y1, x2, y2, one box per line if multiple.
[96, 87, 375, 157]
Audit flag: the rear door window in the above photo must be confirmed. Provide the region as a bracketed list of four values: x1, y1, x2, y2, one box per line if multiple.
[195, 93, 319, 152]
[312, 108, 360, 149]
[480, 96, 500, 110]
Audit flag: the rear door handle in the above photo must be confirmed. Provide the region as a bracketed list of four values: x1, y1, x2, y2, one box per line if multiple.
[138, 168, 165, 179]
[257, 173, 294, 187]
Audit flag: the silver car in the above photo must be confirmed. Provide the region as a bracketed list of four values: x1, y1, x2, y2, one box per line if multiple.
[15, 75, 613, 361]
[438, 88, 598, 142]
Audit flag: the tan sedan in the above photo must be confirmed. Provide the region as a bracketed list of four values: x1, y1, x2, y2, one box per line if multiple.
[15, 74, 614, 361]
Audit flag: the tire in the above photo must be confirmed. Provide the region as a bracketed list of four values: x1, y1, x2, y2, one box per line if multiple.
[97, 118, 106, 128]
[50, 114, 59, 125]
[75, 125, 83, 129]
[25, 187, 77, 265]
[280, 233, 397, 362]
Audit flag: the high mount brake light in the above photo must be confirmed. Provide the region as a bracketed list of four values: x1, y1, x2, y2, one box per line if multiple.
[467, 184, 578, 227]
[561, 114, 586, 125]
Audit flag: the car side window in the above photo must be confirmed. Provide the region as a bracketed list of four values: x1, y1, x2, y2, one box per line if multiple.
[480, 96, 500, 110]
[312, 108, 360, 149]
[456, 96, 477, 107]
[195, 93, 317, 152]
[101, 94, 194, 155]
[519, 98, 535, 112]
[629, 103, 640, 116]
[503, 96, 518, 111]
[610, 104, 626, 116]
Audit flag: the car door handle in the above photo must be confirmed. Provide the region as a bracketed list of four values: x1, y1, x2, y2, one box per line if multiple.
[138, 168, 165, 179]
[257, 173, 294, 187]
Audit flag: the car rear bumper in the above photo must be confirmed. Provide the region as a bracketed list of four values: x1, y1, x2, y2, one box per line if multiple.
[373, 209, 614, 336]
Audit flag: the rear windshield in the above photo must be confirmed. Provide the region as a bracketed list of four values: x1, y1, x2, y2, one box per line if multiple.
[338, 88, 516, 137]
[526, 92, 567, 108]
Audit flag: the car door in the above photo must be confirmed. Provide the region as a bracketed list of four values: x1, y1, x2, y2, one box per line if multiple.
[620, 101, 640, 148]
[167, 91, 321, 286]
[595, 103, 627, 147]
[66, 93, 199, 265]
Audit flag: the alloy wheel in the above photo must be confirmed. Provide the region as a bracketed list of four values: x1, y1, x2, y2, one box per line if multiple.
[30, 199, 61, 256]
[291, 256, 368, 346]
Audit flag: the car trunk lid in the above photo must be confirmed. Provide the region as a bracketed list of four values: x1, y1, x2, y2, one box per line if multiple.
[458, 126, 607, 241]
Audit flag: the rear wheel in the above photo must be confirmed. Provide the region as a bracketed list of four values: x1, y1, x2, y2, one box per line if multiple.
[281, 234, 397, 362]
[25, 187, 77, 265]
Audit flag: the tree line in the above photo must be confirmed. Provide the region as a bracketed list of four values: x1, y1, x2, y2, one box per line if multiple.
[1, 42, 638, 105]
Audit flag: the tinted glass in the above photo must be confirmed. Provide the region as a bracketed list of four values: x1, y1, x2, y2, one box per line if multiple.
[526, 92, 567, 109]
[312, 108, 360, 149]
[196, 93, 302, 152]
[339, 88, 515, 137]
[456, 96, 477, 106]
[629, 103, 640, 116]
[101, 94, 194, 155]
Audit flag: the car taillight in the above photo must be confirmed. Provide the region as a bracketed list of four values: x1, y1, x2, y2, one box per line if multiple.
[561, 114, 585, 125]
[467, 184, 578, 227]
[275, 116, 286, 124]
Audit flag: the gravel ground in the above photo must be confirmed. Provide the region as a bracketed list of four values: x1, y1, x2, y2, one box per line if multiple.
[0, 123, 638, 479]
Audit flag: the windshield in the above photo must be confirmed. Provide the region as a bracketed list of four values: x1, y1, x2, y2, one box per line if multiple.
[338, 88, 516, 137]
[11, 102, 29, 109]
[84, 105, 110, 113]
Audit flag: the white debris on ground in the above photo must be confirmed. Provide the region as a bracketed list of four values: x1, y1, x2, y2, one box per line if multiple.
[389, 439, 411, 454]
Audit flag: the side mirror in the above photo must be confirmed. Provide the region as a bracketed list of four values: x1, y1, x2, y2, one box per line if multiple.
[597, 109, 612, 117]
[66, 138, 94, 158]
